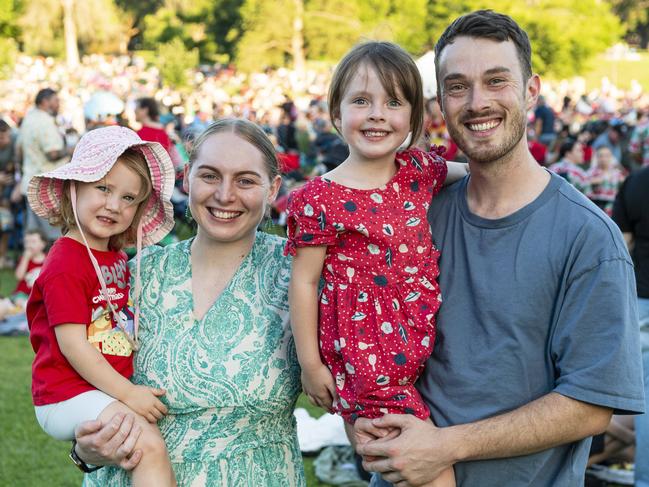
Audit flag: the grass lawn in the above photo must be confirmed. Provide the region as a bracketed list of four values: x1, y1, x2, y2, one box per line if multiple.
[582, 52, 649, 91]
[0, 267, 330, 486]
[546, 51, 649, 91]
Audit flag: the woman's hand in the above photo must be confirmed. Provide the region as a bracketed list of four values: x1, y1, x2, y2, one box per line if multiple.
[301, 362, 337, 411]
[74, 412, 142, 469]
[122, 385, 168, 423]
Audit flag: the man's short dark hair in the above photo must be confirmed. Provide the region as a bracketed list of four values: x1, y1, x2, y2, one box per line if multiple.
[35, 88, 57, 107]
[0, 120, 10, 133]
[435, 10, 533, 83]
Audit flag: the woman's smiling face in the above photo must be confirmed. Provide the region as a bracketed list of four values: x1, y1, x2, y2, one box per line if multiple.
[184, 131, 281, 246]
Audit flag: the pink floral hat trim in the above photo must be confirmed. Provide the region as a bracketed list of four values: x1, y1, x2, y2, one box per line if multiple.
[27, 125, 175, 246]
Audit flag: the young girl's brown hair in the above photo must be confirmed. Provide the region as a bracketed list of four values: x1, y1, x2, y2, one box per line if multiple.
[51, 148, 153, 251]
[328, 41, 425, 148]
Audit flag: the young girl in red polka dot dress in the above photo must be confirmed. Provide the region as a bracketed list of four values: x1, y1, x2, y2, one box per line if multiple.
[285, 41, 467, 486]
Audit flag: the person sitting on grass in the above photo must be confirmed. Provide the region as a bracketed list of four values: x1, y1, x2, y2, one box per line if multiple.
[0, 229, 48, 328]
[12, 229, 48, 309]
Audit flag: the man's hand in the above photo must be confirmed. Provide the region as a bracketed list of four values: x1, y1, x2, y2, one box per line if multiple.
[351, 417, 400, 463]
[74, 412, 143, 470]
[357, 414, 456, 486]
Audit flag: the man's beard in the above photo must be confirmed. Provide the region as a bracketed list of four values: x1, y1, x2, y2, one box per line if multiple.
[447, 108, 527, 165]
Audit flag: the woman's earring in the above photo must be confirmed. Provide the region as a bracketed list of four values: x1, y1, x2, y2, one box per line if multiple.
[185, 204, 193, 223]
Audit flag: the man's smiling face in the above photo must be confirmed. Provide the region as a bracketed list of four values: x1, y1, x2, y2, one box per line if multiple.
[437, 36, 538, 165]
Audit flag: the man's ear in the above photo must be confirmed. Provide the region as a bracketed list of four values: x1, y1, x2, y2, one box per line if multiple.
[526, 74, 541, 110]
[436, 91, 445, 119]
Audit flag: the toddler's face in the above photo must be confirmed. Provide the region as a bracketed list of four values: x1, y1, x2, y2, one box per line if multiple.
[71, 160, 143, 250]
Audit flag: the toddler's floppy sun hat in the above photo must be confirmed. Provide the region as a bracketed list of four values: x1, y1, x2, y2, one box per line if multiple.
[27, 125, 174, 247]
[27, 126, 175, 348]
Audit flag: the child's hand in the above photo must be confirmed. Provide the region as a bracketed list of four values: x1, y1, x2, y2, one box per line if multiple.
[301, 362, 337, 411]
[122, 385, 168, 423]
[352, 417, 400, 462]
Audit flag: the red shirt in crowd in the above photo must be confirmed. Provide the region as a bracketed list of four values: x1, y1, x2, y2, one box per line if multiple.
[28, 237, 134, 406]
[137, 125, 172, 153]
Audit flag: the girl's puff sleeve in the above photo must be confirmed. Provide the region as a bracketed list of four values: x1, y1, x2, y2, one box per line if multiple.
[398, 146, 448, 198]
[284, 182, 338, 256]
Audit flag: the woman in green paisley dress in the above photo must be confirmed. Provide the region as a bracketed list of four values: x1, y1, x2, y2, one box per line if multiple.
[76, 119, 305, 486]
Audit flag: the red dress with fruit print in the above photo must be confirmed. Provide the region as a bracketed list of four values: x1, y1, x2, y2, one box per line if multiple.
[285, 148, 447, 423]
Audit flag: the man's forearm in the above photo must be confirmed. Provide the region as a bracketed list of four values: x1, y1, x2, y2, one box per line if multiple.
[443, 392, 612, 464]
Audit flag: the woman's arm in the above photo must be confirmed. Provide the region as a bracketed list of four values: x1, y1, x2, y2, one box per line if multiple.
[445, 161, 469, 185]
[289, 245, 336, 410]
[54, 324, 167, 422]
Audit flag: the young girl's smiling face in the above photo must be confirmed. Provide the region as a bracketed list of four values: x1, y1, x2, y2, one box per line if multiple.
[69, 159, 143, 251]
[335, 64, 412, 167]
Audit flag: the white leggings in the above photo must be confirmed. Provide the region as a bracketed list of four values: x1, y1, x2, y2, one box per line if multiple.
[34, 390, 116, 441]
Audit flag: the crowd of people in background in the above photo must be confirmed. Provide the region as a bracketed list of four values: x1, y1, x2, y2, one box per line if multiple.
[2, 53, 649, 317]
[0, 4, 648, 483]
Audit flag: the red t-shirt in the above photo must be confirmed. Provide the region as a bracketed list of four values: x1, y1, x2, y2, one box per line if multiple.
[13, 257, 45, 296]
[28, 237, 134, 406]
[137, 125, 172, 153]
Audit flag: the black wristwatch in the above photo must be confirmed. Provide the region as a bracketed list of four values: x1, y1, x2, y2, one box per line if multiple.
[69, 440, 103, 473]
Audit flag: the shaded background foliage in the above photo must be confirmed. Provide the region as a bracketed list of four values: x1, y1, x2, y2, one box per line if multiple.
[0, 0, 648, 78]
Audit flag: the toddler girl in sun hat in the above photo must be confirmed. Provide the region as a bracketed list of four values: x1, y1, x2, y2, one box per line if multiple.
[26, 126, 177, 486]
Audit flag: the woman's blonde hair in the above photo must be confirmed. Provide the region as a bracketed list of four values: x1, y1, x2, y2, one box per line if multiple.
[52, 148, 153, 250]
[189, 118, 280, 181]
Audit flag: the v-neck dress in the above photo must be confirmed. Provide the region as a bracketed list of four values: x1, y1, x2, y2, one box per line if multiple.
[84, 232, 304, 486]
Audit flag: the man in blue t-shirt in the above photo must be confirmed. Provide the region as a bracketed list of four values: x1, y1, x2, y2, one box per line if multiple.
[355, 10, 644, 487]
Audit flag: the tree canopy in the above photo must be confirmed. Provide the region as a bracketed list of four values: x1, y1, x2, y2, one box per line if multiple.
[0, 0, 645, 78]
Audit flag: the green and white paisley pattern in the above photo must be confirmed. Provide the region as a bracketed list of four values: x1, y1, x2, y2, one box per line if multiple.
[84, 232, 304, 486]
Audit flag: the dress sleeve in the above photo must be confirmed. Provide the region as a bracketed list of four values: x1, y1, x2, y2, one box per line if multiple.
[398, 147, 448, 197]
[284, 183, 338, 256]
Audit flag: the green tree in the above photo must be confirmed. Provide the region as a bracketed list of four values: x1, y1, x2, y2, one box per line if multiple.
[357, 0, 428, 53]
[608, 0, 649, 48]
[113, 0, 164, 50]
[156, 37, 199, 89]
[19, 0, 131, 57]
[141, 0, 243, 63]
[303, 0, 362, 62]
[237, 0, 432, 71]
[0, 0, 21, 76]
[236, 0, 295, 71]
[235, 0, 621, 78]
[206, 0, 245, 63]
[423, 0, 622, 78]
[0, 0, 21, 38]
